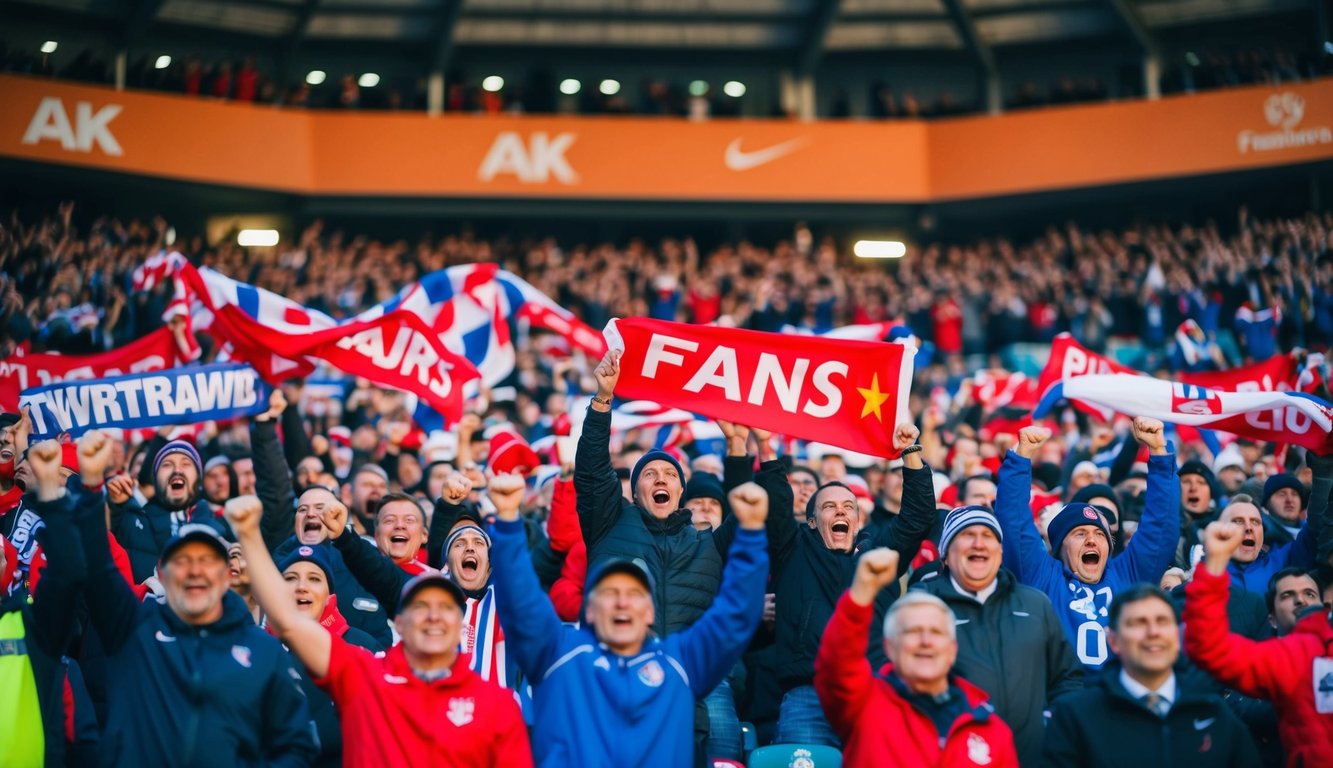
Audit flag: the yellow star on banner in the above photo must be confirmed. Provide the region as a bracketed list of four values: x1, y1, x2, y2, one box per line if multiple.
[857, 373, 891, 421]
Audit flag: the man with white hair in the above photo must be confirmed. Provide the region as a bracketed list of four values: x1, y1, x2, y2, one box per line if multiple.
[816, 547, 1019, 767]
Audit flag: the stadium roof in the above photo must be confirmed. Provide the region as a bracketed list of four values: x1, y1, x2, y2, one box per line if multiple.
[6, 0, 1319, 71]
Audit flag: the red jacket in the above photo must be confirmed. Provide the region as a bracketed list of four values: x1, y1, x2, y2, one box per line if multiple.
[816, 592, 1020, 768]
[545, 478, 587, 621]
[314, 637, 532, 767]
[1184, 564, 1333, 768]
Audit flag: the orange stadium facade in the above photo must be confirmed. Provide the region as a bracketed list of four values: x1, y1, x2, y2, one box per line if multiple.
[2, 72, 1331, 204]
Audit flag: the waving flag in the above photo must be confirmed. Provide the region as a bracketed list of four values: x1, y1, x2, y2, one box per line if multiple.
[1035, 374, 1333, 453]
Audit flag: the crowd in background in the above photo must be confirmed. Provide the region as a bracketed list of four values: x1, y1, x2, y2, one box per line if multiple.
[1, 200, 1332, 766]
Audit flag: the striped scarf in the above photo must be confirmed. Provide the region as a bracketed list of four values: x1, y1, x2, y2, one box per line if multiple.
[460, 584, 507, 688]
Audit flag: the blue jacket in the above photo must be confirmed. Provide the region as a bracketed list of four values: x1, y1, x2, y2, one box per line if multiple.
[996, 450, 1180, 674]
[490, 517, 767, 768]
[48, 488, 317, 768]
[1227, 519, 1317, 594]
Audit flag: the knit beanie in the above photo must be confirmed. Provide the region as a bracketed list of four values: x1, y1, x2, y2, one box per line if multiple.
[631, 450, 684, 493]
[154, 440, 202, 476]
[278, 544, 337, 594]
[1046, 503, 1113, 555]
[938, 505, 1003, 557]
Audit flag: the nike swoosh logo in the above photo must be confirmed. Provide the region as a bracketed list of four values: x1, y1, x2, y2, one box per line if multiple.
[1193, 717, 1215, 730]
[724, 137, 808, 171]
[155, 630, 176, 643]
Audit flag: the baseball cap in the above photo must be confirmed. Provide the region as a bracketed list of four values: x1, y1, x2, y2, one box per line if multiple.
[397, 572, 467, 616]
[585, 557, 655, 595]
[159, 523, 229, 565]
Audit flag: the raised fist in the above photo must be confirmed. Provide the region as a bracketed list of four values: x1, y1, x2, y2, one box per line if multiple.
[728, 482, 769, 530]
[1016, 426, 1052, 460]
[77, 430, 115, 484]
[457, 413, 482, 438]
[441, 473, 473, 505]
[893, 422, 920, 453]
[851, 547, 901, 604]
[28, 440, 65, 498]
[257, 388, 287, 423]
[488, 472, 526, 520]
[310, 435, 330, 456]
[1202, 520, 1243, 559]
[1131, 417, 1167, 454]
[593, 349, 621, 399]
[106, 474, 135, 505]
[224, 495, 264, 536]
[717, 420, 750, 456]
[319, 499, 350, 539]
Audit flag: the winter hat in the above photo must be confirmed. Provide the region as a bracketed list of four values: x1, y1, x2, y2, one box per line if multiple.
[1178, 460, 1215, 484]
[683, 473, 726, 505]
[630, 450, 684, 493]
[1071, 483, 1120, 513]
[204, 455, 232, 474]
[1071, 461, 1101, 482]
[1045, 503, 1113, 555]
[154, 440, 202, 476]
[938, 505, 1003, 557]
[1212, 447, 1246, 475]
[443, 523, 492, 559]
[278, 544, 337, 594]
[842, 475, 873, 503]
[1032, 462, 1063, 493]
[1263, 474, 1308, 508]
[488, 431, 540, 477]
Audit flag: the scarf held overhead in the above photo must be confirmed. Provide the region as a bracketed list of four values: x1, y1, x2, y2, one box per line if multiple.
[19, 362, 272, 440]
[603, 317, 915, 458]
[1035, 374, 1333, 453]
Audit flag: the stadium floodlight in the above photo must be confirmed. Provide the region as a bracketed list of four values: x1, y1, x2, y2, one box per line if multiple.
[723, 81, 746, 98]
[155, 55, 172, 70]
[40, 41, 58, 54]
[559, 78, 581, 95]
[599, 78, 621, 96]
[237, 229, 280, 247]
[306, 70, 326, 85]
[358, 72, 380, 88]
[853, 240, 907, 259]
[689, 80, 708, 97]
[482, 75, 504, 92]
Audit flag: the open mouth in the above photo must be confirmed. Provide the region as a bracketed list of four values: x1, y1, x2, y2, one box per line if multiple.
[460, 556, 479, 576]
[168, 475, 188, 492]
[612, 616, 632, 627]
[1186, 496, 1201, 508]
[1242, 538, 1256, 548]
[303, 521, 323, 534]
[831, 521, 850, 535]
[652, 490, 670, 504]
[390, 534, 408, 545]
[967, 554, 989, 563]
[0, 449, 12, 462]
[296, 597, 313, 607]
[1081, 551, 1101, 566]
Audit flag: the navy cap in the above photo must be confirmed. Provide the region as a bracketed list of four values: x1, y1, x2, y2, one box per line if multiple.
[585, 557, 656, 595]
[159, 523, 229, 565]
[396, 572, 467, 616]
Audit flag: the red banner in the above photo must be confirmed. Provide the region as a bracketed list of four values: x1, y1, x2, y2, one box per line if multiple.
[1035, 334, 1138, 421]
[0, 327, 188, 410]
[604, 317, 915, 458]
[1179, 353, 1299, 393]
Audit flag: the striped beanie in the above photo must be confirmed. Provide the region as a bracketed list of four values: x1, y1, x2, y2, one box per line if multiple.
[939, 504, 1003, 557]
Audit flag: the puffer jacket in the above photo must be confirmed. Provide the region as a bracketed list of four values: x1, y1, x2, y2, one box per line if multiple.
[575, 406, 721, 637]
[1185, 564, 1333, 768]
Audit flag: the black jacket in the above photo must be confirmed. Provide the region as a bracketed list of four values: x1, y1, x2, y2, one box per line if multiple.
[575, 406, 722, 637]
[915, 568, 1082, 767]
[766, 460, 935, 692]
[109, 495, 223, 583]
[44, 488, 317, 768]
[1043, 661, 1260, 768]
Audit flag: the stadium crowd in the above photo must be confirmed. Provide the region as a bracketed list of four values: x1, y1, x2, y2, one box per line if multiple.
[0, 201, 1331, 767]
